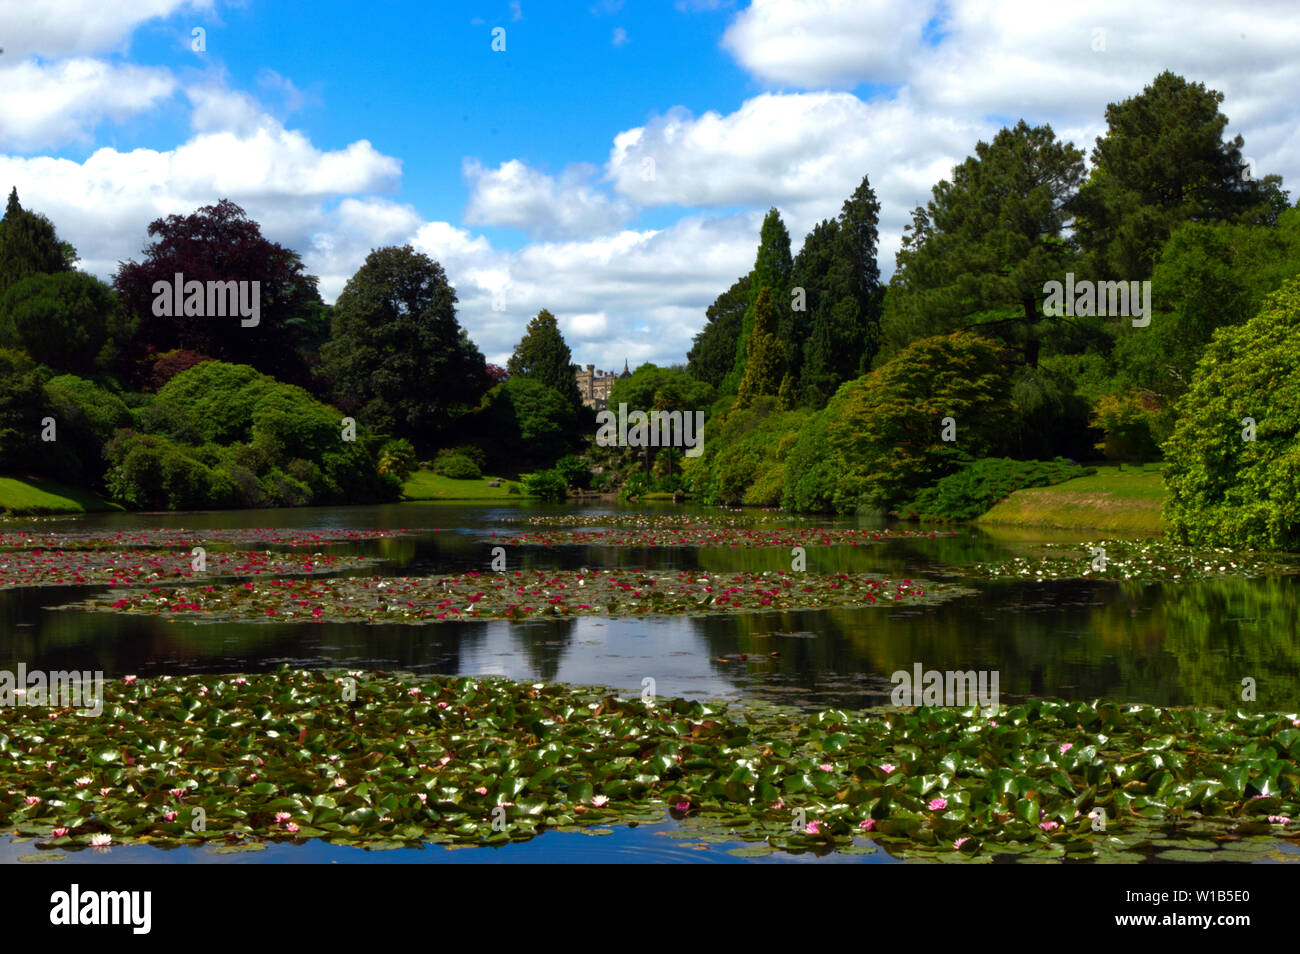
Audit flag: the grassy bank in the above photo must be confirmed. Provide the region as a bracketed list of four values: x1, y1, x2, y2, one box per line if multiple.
[0, 476, 122, 516]
[402, 470, 524, 501]
[976, 465, 1167, 534]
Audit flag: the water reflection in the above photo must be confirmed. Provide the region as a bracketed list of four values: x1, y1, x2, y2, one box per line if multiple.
[2, 503, 1296, 711]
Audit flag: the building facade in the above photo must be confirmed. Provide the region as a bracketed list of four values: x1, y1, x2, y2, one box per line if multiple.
[575, 361, 630, 410]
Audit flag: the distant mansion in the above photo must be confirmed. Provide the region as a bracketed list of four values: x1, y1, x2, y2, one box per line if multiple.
[575, 361, 630, 410]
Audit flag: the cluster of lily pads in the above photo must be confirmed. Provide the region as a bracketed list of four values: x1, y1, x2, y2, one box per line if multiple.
[969, 539, 1297, 583]
[4, 671, 1297, 861]
[499, 525, 956, 549]
[63, 569, 964, 624]
[0, 548, 372, 590]
[0, 528, 410, 551]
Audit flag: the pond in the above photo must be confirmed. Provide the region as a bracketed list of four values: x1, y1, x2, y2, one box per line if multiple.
[3, 501, 1298, 864]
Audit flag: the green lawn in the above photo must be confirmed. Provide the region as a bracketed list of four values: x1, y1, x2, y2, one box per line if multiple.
[0, 476, 123, 516]
[402, 470, 525, 501]
[976, 464, 1167, 534]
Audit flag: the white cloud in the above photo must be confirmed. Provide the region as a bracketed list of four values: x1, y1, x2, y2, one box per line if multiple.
[462, 158, 633, 238]
[721, 0, 936, 88]
[612, 27, 629, 46]
[0, 0, 212, 58]
[0, 58, 176, 150]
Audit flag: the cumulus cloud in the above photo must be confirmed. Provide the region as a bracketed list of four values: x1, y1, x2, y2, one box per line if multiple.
[0, 0, 212, 58]
[462, 158, 633, 238]
[0, 58, 176, 151]
[721, 0, 936, 88]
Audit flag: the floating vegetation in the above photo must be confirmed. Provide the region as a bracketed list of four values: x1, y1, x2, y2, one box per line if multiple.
[497, 525, 957, 549]
[0, 528, 413, 552]
[969, 539, 1298, 583]
[4, 671, 1297, 861]
[0, 548, 373, 590]
[60, 569, 965, 624]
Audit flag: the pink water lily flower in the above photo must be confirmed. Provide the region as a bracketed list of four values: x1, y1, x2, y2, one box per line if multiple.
[474, 786, 488, 795]
[818, 763, 834, 772]
[675, 800, 691, 812]
[1039, 820, 1059, 831]
[51, 827, 70, 838]
[591, 795, 609, 807]
[927, 798, 948, 811]
[859, 819, 875, 831]
[275, 812, 292, 823]
[122, 675, 137, 685]
[24, 796, 38, 805]
[954, 837, 969, 850]
[284, 822, 300, 833]
[75, 776, 91, 787]
[1059, 743, 1073, 754]
[162, 811, 177, 822]
[881, 764, 896, 775]
[805, 821, 822, 835]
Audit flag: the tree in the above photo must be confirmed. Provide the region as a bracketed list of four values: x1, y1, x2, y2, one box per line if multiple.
[1162, 277, 1300, 549]
[477, 376, 581, 471]
[321, 245, 489, 452]
[782, 332, 1015, 512]
[883, 121, 1085, 370]
[735, 286, 784, 408]
[835, 174, 885, 373]
[0, 348, 45, 474]
[1114, 209, 1300, 404]
[506, 309, 583, 408]
[1073, 71, 1288, 281]
[608, 363, 714, 412]
[687, 272, 750, 388]
[722, 209, 791, 394]
[0, 188, 76, 296]
[113, 199, 324, 385]
[0, 271, 119, 372]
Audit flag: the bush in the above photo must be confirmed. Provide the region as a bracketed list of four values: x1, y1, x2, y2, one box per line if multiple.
[782, 332, 1015, 513]
[1164, 277, 1300, 548]
[506, 482, 521, 495]
[554, 454, 590, 490]
[524, 469, 567, 501]
[42, 375, 132, 486]
[377, 438, 417, 480]
[1090, 392, 1167, 462]
[104, 431, 239, 510]
[433, 450, 481, 479]
[900, 457, 1096, 521]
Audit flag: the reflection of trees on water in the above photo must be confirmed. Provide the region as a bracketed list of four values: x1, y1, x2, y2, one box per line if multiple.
[507, 618, 577, 682]
[684, 575, 1300, 710]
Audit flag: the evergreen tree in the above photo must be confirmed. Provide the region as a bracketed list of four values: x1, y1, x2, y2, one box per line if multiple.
[722, 209, 791, 394]
[1073, 71, 1289, 281]
[835, 174, 884, 373]
[687, 272, 750, 388]
[883, 120, 1085, 369]
[0, 188, 76, 296]
[506, 309, 583, 409]
[735, 286, 784, 408]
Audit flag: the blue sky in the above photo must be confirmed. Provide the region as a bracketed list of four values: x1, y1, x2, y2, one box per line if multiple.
[2, 1, 1297, 368]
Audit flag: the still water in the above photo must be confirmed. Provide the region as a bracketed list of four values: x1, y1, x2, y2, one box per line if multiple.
[3, 501, 1296, 863]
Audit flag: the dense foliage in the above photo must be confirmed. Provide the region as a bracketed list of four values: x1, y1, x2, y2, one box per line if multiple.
[900, 458, 1095, 521]
[1163, 278, 1300, 548]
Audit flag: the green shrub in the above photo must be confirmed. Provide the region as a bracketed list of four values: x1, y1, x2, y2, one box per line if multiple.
[1090, 392, 1166, 461]
[1163, 277, 1300, 548]
[377, 438, 417, 480]
[554, 454, 590, 489]
[433, 450, 481, 479]
[523, 469, 567, 501]
[900, 457, 1095, 521]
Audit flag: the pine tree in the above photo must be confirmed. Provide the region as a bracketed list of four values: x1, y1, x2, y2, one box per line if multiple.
[0, 188, 76, 296]
[735, 286, 784, 408]
[722, 209, 791, 395]
[507, 309, 583, 408]
[1073, 71, 1289, 281]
